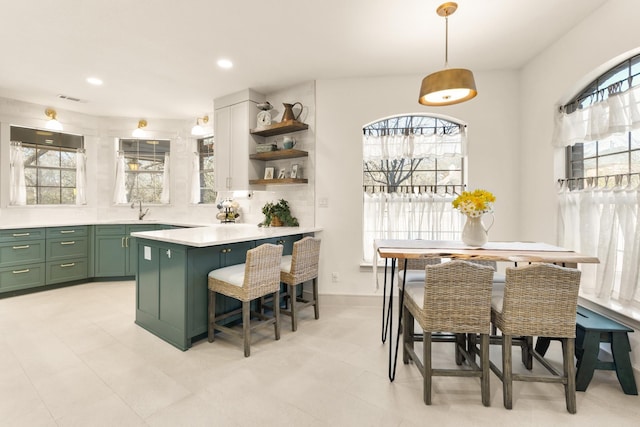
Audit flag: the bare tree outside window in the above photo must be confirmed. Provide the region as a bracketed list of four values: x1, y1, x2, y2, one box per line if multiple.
[119, 139, 170, 203]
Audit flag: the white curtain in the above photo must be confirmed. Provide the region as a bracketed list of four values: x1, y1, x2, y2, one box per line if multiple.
[363, 191, 462, 263]
[189, 151, 201, 204]
[552, 84, 640, 147]
[557, 182, 640, 303]
[160, 152, 170, 204]
[113, 152, 128, 204]
[75, 148, 87, 205]
[9, 142, 27, 206]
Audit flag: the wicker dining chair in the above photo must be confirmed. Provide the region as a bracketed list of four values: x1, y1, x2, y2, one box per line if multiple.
[208, 243, 283, 357]
[279, 236, 321, 331]
[402, 260, 495, 406]
[489, 263, 582, 413]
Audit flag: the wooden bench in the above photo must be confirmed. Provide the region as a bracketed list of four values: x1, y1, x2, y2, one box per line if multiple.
[535, 305, 637, 395]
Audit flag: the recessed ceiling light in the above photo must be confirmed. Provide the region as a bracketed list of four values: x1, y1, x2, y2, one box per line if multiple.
[217, 59, 233, 69]
[86, 77, 103, 86]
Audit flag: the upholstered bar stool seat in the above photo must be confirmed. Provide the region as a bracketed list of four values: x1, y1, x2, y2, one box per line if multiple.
[279, 237, 321, 331]
[208, 243, 283, 357]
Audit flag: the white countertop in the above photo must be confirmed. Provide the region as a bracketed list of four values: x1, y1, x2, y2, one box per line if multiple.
[131, 224, 322, 247]
[0, 219, 213, 230]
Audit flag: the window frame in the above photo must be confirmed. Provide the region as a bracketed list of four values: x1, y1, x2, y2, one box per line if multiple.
[196, 135, 216, 204]
[10, 126, 84, 206]
[118, 138, 170, 204]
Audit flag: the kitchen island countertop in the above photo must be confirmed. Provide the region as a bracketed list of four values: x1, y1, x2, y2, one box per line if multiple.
[131, 224, 322, 247]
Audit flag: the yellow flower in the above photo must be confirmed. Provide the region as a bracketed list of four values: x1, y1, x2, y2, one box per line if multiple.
[452, 189, 495, 216]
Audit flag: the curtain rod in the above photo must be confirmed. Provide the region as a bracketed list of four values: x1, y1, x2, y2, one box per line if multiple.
[563, 71, 640, 111]
[558, 172, 640, 187]
[362, 184, 465, 194]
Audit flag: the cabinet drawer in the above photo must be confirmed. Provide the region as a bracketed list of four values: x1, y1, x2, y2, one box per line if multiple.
[46, 237, 88, 261]
[0, 228, 46, 242]
[0, 240, 46, 268]
[0, 263, 45, 292]
[46, 259, 88, 285]
[95, 225, 127, 235]
[46, 226, 88, 238]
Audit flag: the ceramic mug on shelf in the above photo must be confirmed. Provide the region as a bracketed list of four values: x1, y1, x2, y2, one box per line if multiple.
[282, 136, 296, 150]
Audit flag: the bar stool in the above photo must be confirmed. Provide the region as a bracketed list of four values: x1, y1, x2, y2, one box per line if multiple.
[490, 263, 582, 413]
[279, 236, 321, 331]
[208, 243, 283, 357]
[402, 260, 495, 406]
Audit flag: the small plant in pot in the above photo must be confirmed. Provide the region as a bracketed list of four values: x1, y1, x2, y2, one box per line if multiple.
[261, 199, 299, 227]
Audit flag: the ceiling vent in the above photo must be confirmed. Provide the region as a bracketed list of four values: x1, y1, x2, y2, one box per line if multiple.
[57, 94, 85, 102]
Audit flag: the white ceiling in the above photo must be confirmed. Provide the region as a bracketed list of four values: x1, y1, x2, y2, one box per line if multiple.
[0, 0, 608, 120]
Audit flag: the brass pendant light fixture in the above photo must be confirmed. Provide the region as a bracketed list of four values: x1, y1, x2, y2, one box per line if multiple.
[418, 2, 477, 106]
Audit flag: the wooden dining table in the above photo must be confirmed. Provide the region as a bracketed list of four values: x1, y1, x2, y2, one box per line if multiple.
[374, 239, 599, 381]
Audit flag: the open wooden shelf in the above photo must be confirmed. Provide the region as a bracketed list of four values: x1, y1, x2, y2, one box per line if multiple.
[249, 178, 308, 185]
[249, 149, 308, 161]
[250, 120, 309, 137]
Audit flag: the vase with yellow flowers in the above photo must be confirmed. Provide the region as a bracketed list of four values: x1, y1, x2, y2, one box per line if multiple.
[452, 189, 495, 247]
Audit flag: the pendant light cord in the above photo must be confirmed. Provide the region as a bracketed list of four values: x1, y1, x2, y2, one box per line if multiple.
[444, 15, 449, 68]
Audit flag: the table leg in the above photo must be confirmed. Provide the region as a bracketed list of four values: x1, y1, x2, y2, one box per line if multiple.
[388, 258, 406, 382]
[381, 259, 397, 343]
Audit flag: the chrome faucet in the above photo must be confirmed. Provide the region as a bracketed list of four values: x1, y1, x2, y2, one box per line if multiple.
[131, 200, 149, 220]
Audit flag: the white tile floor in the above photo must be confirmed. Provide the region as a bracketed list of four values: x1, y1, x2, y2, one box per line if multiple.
[0, 281, 638, 426]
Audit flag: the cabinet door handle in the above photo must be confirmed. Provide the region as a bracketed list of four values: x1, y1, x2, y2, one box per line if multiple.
[166, 249, 171, 259]
[60, 230, 75, 234]
[12, 232, 30, 237]
[125, 237, 129, 247]
[12, 269, 30, 274]
[122, 237, 125, 248]
[12, 245, 30, 250]
[60, 263, 75, 268]
[60, 241, 76, 245]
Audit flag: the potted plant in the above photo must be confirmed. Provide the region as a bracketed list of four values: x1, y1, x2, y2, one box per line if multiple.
[261, 199, 299, 227]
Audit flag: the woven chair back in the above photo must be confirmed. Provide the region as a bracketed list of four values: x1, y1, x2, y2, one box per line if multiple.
[501, 263, 581, 337]
[421, 260, 494, 333]
[286, 237, 321, 284]
[243, 243, 283, 300]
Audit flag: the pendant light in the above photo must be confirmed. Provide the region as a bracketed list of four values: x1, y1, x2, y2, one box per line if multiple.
[418, 2, 477, 106]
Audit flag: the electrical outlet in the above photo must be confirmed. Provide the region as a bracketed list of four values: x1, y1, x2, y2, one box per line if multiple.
[331, 272, 339, 282]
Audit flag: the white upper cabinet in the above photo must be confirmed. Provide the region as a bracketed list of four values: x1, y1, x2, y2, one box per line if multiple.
[213, 89, 265, 191]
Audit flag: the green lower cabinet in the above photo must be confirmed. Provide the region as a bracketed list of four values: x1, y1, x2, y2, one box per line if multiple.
[0, 263, 46, 292]
[135, 238, 257, 350]
[46, 259, 88, 285]
[136, 241, 188, 350]
[0, 240, 46, 268]
[95, 224, 158, 277]
[94, 235, 127, 276]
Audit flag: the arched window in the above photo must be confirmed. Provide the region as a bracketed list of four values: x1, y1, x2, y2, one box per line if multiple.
[362, 114, 466, 263]
[556, 53, 640, 308]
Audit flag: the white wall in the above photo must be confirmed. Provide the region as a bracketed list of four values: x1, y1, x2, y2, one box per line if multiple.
[315, 70, 520, 295]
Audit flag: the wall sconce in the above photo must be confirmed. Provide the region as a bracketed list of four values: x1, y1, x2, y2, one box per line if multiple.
[191, 115, 209, 136]
[418, 2, 477, 106]
[45, 108, 63, 131]
[132, 119, 147, 138]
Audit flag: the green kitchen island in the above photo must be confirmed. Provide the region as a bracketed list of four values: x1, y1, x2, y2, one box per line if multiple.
[131, 224, 321, 351]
